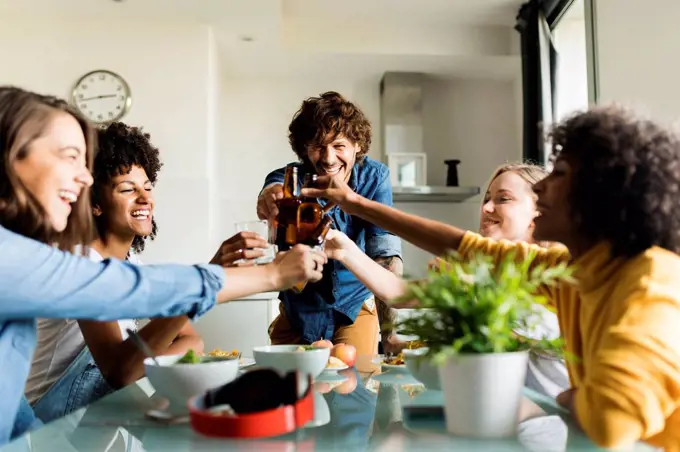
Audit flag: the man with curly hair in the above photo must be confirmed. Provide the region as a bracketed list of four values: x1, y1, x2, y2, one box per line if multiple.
[257, 92, 403, 355]
[304, 105, 680, 450]
[26, 122, 270, 422]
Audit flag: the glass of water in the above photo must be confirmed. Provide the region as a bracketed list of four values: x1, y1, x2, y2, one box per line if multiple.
[234, 220, 276, 265]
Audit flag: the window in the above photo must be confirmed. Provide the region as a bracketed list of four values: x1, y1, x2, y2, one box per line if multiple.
[553, 0, 589, 121]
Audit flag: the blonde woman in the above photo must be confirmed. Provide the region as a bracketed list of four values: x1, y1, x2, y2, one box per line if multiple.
[325, 163, 569, 397]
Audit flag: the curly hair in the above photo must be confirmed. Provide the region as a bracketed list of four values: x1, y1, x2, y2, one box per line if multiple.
[288, 91, 372, 162]
[549, 105, 680, 258]
[92, 122, 162, 254]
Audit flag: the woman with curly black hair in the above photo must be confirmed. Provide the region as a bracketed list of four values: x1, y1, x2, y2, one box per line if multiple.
[25, 122, 206, 422]
[306, 105, 680, 449]
[91, 121, 163, 257]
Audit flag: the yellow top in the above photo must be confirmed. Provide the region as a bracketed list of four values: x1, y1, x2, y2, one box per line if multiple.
[458, 232, 680, 450]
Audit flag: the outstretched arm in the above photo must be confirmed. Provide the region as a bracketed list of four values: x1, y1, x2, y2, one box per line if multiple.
[373, 256, 406, 353]
[0, 226, 325, 321]
[325, 230, 407, 302]
[303, 176, 466, 256]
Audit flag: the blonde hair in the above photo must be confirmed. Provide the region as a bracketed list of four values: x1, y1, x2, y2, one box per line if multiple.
[482, 162, 555, 248]
[484, 162, 548, 198]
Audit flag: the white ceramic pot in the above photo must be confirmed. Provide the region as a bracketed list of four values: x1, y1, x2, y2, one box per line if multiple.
[403, 347, 440, 390]
[438, 351, 529, 438]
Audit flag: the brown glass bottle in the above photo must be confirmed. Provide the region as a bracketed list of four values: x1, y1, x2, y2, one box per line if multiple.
[292, 216, 333, 293]
[283, 166, 300, 198]
[276, 166, 303, 245]
[302, 173, 321, 192]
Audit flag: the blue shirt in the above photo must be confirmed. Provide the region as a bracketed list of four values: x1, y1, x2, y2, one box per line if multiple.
[0, 225, 225, 446]
[262, 157, 402, 342]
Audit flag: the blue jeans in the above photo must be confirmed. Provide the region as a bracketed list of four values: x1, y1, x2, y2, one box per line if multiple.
[32, 347, 115, 423]
[10, 396, 42, 440]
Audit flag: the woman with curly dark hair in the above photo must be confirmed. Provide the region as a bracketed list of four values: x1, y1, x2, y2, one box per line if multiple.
[26, 122, 273, 423]
[25, 122, 200, 421]
[305, 105, 680, 449]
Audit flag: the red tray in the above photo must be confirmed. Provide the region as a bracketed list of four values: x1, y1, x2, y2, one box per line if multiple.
[187, 376, 315, 439]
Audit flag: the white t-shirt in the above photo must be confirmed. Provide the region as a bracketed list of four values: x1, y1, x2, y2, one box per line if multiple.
[24, 248, 142, 405]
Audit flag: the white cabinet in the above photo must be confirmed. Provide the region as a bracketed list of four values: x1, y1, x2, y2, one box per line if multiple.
[192, 292, 279, 358]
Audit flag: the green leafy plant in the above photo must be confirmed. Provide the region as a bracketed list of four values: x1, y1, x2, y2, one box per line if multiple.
[394, 251, 574, 363]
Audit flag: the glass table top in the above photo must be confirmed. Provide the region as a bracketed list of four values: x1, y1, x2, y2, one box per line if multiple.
[3, 355, 655, 451]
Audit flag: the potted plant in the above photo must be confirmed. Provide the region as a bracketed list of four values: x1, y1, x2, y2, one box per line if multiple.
[395, 251, 573, 438]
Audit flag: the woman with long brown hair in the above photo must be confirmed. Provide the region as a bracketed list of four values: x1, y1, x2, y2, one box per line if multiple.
[0, 86, 325, 445]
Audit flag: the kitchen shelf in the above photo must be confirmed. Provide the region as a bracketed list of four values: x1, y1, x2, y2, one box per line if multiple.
[392, 186, 480, 203]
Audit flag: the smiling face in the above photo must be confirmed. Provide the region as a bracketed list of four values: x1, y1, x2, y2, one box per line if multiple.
[306, 135, 359, 183]
[94, 164, 154, 240]
[532, 157, 576, 246]
[12, 112, 93, 232]
[480, 171, 538, 242]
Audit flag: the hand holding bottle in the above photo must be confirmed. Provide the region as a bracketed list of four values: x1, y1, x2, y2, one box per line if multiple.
[256, 184, 283, 222]
[300, 175, 360, 214]
[270, 245, 327, 290]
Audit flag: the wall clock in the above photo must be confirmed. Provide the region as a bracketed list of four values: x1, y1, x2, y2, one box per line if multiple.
[71, 69, 132, 124]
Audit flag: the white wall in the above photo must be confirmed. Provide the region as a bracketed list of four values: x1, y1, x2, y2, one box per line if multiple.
[594, 0, 680, 122]
[0, 18, 219, 264]
[400, 77, 520, 277]
[0, 15, 521, 350]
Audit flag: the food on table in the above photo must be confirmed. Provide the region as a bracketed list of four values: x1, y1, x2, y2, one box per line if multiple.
[383, 353, 405, 365]
[331, 343, 357, 367]
[295, 345, 316, 352]
[326, 356, 346, 369]
[311, 339, 333, 349]
[291, 341, 357, 367]
[207, 348, 239, 358]
[405, 340, 426, 350]
[177, 348, 240, 364]
[177, 349, 201, 364]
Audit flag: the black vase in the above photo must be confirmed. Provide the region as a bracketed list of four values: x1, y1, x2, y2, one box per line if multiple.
[444, 160, 461, 187]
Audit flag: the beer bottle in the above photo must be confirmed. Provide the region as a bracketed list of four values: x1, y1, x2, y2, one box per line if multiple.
[276, 167, 324, 246]
[283, 166, 300, 198]
[277, 166, 303, 245]
[292, 216, 333, 293]
[302, 173, 320, 196]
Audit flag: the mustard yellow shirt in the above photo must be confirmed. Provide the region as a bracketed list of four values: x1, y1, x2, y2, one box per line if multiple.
[459, 232, 680, 450]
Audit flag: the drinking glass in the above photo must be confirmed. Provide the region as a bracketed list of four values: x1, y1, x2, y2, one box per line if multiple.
[234, 220, 276, 265]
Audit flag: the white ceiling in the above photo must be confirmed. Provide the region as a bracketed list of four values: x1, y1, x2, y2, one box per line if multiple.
[282, 0, 523, 26]
[0, 0, 522, 24]
[0, 0, 527, 79]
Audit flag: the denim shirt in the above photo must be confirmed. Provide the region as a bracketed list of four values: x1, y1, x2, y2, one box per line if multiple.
[262, 157, 402, 342]
[0, 225, 224, 446]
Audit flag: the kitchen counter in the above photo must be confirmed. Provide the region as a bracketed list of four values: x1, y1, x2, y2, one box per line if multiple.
[195, 292, 280, 354]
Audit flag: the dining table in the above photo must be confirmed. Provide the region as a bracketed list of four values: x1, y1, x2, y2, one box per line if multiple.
[2, 355, 655, 451]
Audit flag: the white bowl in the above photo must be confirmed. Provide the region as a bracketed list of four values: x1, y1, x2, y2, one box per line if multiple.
[403, 347, 441, 390]
[144, 354, 240, 407]
[253, 345, 330, 378]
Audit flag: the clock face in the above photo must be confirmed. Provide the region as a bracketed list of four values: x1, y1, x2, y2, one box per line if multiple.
[71, 70, 131, 124]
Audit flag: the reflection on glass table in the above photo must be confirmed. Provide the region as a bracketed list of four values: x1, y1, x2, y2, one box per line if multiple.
[2, 355, 656, 451]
